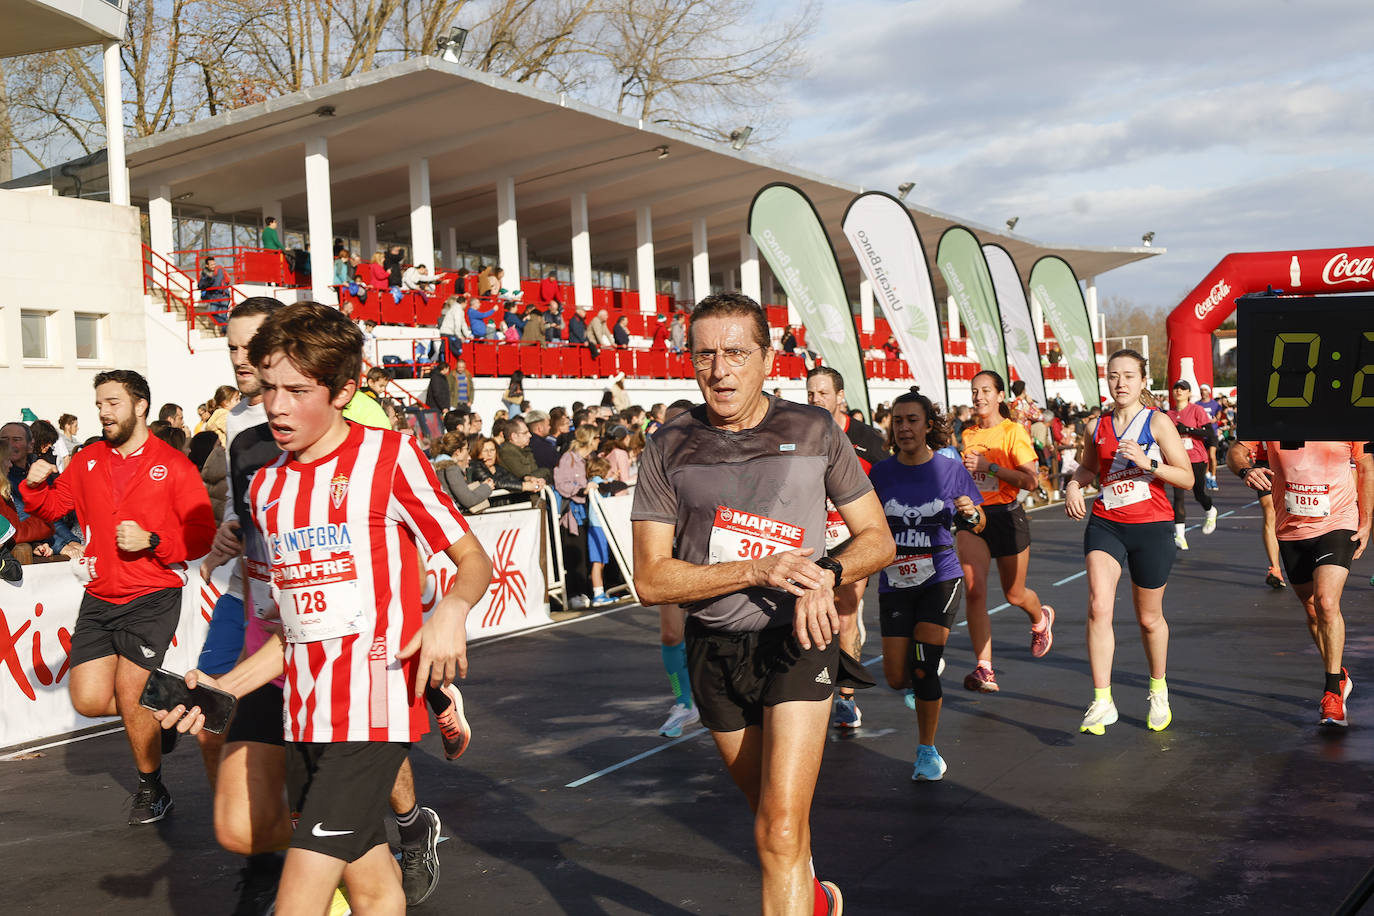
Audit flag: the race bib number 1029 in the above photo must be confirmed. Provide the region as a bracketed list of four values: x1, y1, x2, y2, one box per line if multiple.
[707, 506, 806, 565]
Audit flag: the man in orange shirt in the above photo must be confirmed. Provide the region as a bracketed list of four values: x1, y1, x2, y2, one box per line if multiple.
[1229, 440, 1373, 727]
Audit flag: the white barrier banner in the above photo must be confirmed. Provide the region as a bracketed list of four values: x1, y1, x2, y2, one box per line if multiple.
[422, 505, 550, 638]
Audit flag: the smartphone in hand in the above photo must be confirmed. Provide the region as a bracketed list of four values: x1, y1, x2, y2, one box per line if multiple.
[138, 668, 238, 734]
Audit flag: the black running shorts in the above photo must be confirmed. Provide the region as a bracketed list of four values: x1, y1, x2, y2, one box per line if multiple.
[1083, 516, 1176, 589]
[685, 618, 860, 733]
[286, 741, 409, 863]
[878, 579, 962, 636]
[225, 683, 285, 746]
[967, 502, 1031, 558]
[1279, 529, 1357, 587]
[68, 587, 182, 671]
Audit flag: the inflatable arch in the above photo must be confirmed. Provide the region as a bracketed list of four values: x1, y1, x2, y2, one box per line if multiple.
[1166, 246, 1374, 391]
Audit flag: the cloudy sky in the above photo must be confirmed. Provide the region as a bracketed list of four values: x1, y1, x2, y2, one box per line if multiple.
[768, 0, 1374, 311]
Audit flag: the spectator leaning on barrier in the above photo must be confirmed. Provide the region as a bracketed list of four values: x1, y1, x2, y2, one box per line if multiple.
[524, 410, 559, 470]
[432, 430, 492, 514]
[260, 217, 282, 252]
[498, 417, 553, 487]
[468, 297, 499, 340]
[588, 309, 613, 349]
[568, 306, 589, 347]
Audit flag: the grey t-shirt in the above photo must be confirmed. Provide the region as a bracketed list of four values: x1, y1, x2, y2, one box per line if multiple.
[632, 397, 873, 632]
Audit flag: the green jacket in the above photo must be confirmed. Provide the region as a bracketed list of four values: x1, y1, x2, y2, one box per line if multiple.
[497, 442, 551, 485]
[261, 226, 283, 251]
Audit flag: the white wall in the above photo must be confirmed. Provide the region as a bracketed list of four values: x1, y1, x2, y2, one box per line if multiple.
[0, 190, 148, 434]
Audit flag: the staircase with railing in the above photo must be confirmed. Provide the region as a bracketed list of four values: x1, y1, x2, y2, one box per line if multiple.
[142, 245, 245, 352]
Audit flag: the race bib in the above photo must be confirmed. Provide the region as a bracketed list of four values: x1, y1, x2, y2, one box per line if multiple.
[823, 499, 850, 550]
[707, 506, 805, 564]
[885, 554, 935, 589]
[274, 555, 366, 643]
[974, 470, 998, 493]
[245, 557, 277, 621]
[1101, 475, 1151, 511]
[1285, 483, 1331, 518]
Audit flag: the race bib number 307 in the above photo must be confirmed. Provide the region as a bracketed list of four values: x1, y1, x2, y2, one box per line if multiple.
[707, 506, 806, 565]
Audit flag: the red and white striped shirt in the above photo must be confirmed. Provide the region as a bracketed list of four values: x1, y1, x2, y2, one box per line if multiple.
[249, 422, 471, 743]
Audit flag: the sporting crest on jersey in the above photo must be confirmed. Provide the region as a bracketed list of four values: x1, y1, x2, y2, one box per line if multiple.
[330, 473, 349, 509]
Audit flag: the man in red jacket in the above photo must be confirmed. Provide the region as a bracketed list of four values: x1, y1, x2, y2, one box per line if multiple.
[23, 369, 216, 825]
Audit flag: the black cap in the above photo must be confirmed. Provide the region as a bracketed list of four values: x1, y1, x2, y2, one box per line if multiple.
[1171, 379, 1191, 391]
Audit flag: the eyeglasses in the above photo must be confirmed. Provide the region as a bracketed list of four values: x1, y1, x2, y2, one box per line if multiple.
[691, 346, 764, 369]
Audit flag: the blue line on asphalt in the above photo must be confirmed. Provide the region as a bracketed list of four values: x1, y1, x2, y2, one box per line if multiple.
[566, 729, 707, 788]
[1054, 570, 1087, 586]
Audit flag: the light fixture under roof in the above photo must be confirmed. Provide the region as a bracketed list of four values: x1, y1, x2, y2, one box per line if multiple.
[1142, 231, 1155, 246]
[896, 181, 914, 201]
[1005, 217, 1019, 232]
[437, 26, 468, 64]
[729, 127, 753, 150]
[656, 145, 670, 160]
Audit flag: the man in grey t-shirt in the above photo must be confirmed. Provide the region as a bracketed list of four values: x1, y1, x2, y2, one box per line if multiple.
[632, 293, 894, 915]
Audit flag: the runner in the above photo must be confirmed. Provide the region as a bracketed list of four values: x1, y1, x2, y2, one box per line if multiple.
[805, 366, 890, 728]
[1244, 441, 1287, 589]
[869, 387, 981, 780]
[957, 370, 1054, 693]
[1196, 383, 1223, 491]
[21, 370, 216, 824]
[156, 302, 492, 915]
[1165, 380, 1218, 549]
[633, 292, 894, 915]
[656, 399, 701, 739]
[1228, 438, 1373, 727]
[1064, 350, 1193, 735]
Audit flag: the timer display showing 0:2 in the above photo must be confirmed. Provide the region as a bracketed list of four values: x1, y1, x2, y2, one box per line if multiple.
[1266, 331, 1374, 408]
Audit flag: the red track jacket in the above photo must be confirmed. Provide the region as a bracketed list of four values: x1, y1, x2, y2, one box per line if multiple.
[22, 435, 216, 604]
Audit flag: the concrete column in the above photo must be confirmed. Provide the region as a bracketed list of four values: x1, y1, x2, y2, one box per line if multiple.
[635, 205, 656, 315]
[496, 176, 520, 283]
[947, 296, 959, 340]
[1084, 275, 1100, 341]
[102, 41, 129, 206]
[443, 227, 458, 270]
[408, 157, 434, 270]
[726, 267, 737, 291]
[519, 236, 530, 282]
[361, 215, 378, 259]
[304, 136, 335, 304]
[859, 278, 874, 334]
[148, 185, 173, 261]
[692, 218, 712, 304]
[739, 233, 762, 305]
[570, 192, 592, 310]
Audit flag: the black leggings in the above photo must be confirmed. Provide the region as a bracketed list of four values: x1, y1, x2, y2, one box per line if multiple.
[1172, 461, 1213, 523]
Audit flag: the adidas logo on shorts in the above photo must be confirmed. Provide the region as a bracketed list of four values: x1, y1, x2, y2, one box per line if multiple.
[815, 667, 832, 685]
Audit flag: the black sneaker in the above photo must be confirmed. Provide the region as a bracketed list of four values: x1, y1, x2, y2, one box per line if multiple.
[232, 854, 283, 916]
[0, 546, 21, 583]
[398, 806, 442, 906]
[128, 780, 173, 825]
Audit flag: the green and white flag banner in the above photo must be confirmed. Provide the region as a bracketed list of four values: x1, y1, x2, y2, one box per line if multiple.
[936, 227, 1008, 382]
[841, 191, 948, 408]
[749, 183, 870, 419]
[982, 243, 1047, 409]
[1028, 255, 1099, 407]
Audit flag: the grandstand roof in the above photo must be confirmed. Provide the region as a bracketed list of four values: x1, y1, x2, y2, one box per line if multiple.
[2, 0, 126, 57]
[45, 55, 1163, 295]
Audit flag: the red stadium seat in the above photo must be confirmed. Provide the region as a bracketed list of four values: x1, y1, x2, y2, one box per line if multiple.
[520, 345, 542, 377]
[597, 348, 618, 377]
[341, 287, 380, 323]
[580, 347, 600, 378]
[380, 293, 412, 325]
[470, 341, 497, 377]
[413, 293, 443, 327]
[639, 350, 667, 378]
[616, 349, 636, 376]
[496, 344, 519, 377]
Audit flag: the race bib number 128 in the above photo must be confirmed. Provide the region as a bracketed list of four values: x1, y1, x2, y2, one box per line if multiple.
[707, 506, 806, 565]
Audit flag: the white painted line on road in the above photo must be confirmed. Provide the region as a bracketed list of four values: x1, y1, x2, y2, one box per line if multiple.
[566, 728, 707, 788]
[956, 602, 1009, 628]
[1, 725, 125, 760]
[1054, 570, 1087, 586]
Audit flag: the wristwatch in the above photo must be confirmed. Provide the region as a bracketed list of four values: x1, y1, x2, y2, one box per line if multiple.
[987, 463, 1001, 477]
[816, 556, 843, 589]
[147, 532, 160, 551]
[1149, 459, 1159, 472]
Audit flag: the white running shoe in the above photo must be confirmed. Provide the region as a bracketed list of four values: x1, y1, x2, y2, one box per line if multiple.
[659, 702, 699, 738]
[1080, 698, 1119, 736]
[1174, 532, 1189, 550]
[1147, 689, 1172, 731]
[1202, 508, 1217, 535]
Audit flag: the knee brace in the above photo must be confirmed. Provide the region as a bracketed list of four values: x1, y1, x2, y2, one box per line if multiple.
[912, 642, 944, 702]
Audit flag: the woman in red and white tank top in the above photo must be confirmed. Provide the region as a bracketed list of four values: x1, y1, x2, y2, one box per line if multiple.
[1064, 349, 1194, 737]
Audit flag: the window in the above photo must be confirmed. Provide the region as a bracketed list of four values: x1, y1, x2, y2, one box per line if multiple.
[21, 311, 49, 360]
[75, 313, 104, 361]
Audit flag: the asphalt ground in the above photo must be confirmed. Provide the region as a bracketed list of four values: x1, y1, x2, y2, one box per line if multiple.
[3, 485, 1373, 915]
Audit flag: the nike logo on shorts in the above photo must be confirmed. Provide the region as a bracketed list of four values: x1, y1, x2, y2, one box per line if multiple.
[1315, 553, 1334, 563]
[312, 823, 354, 837]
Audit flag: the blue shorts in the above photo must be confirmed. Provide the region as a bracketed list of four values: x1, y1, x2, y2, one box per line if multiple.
[588, 525, 610, 565]
[197, 593, 246, 676]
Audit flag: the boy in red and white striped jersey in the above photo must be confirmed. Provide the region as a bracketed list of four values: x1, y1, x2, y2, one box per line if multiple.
[157, 303, 491, 916]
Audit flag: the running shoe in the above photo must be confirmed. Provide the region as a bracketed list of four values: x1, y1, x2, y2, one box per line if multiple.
[1174, 532, 1189, 550]
[832, 695, 862, 728]
[1079, 698, 1119, 736]
[963, 666, 999, 693]
[1147, 689, 1172, 731]
[659, 702, 700, 738]
[1342, 667, 1354, 700]
[911, 746, 947, 782]
[591, 592, 616, 607]
[1320, 690, 1348, 727]
[0, 546, 21, 583]
[819, 879, 844, 916]
[398, 806, 442, 907]
[1206, 472, 1219, 491]
[1030, 605, 1055, 658]
[1202, 507, 1218, 535]
[1266, 567, 1286, 589]
[903, 689, 916, 711]
[128, 780, 173, 825]
[425, 683, 471, 760]
[328, 887, 352, 916]
[231, 854, 283, 916]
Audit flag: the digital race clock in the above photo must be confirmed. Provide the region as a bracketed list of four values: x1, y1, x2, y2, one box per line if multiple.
[1235, 293, 1374, 441]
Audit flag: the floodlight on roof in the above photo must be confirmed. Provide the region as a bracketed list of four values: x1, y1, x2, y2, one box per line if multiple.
[437, 26, 468, 64]
[896, 181, 914, 201]
[729, 127, 753, 150]
[1005, 217, 1019, 232]
[314, 105, 336, 118]
[1141, 231, 1155, 246]
[656, 145, 670, 160]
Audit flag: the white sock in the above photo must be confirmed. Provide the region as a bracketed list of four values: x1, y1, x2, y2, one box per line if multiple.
[1175, 523, 1185, 536]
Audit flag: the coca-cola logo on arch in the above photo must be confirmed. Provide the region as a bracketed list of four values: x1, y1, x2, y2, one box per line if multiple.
[1192, 279, 1231, 320]
[1323, 252, 1374, 286]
